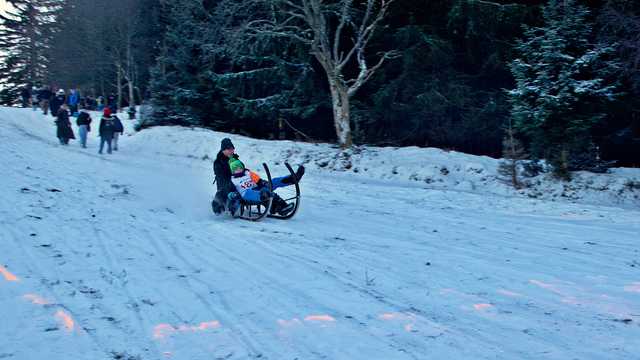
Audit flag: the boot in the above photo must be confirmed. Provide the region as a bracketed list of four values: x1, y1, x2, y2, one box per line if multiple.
[278, 202, 295, 216]
[270, 195, 287, 214]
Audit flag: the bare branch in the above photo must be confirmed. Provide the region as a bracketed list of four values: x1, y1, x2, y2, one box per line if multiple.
[333, 0, 353, 63]
[348, 50, 399, 96]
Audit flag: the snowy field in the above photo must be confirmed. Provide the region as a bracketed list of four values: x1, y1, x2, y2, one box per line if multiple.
[1, 106, 639, 360]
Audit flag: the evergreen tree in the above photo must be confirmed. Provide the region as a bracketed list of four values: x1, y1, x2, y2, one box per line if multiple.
[147, 0, 329, 139]
[498, 119, 527, 189]
[0, 0, 61, 104]
[508, 0, 621, 179]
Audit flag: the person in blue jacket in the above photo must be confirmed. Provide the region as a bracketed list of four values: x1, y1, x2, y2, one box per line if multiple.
[68, 88, 80, 116]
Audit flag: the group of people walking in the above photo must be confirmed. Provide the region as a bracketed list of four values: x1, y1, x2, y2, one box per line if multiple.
[21, 85, 120, 114]
[52, 104, 124, 154]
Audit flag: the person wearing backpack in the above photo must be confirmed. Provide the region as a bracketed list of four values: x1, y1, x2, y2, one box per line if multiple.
[76, 110, 92, 148]
[112, 114, 124, 151]
[98, 108, 115, 154]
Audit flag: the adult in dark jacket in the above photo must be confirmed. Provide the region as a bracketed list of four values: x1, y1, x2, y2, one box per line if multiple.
[111, 115, 124, 151]
[98, 108, 115, 154]
[20, 86, 31, 108]
[107, 93, 117, 112]
[212, 138, 239, 214]
[55, 105, 75, 145]
[211, 137, 305, 216]
[49, 89, 66, 117]
[76, 111, 92, 148]
[37, 86, 52, 115]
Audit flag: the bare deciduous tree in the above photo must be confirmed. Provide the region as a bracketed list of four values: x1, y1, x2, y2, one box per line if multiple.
[247, 0, 398, 147]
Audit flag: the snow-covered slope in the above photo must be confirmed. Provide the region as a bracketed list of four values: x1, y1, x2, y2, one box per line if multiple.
[1, 107, 639, 360]
[129, 118, 640, 209]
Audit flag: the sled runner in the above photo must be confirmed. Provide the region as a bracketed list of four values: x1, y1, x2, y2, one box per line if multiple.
[235, 162, 301, 222]
[267, 162, 301, 220]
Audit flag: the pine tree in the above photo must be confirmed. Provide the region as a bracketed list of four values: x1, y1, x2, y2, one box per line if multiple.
[499, 118, 527, 189]
[147, 0, 325, 137]
[508, 0, 621, 180]
[0, 0, 61, 105]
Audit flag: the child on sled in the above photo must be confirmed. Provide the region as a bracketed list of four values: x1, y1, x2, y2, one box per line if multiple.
[227, 158, 304, 217]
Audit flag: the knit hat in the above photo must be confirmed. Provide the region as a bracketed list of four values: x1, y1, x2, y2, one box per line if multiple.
[220, 138, 234, 151]
[103, 108, 112, 117]
[229, 158, 245, 173]
[57, 89, 65, 95]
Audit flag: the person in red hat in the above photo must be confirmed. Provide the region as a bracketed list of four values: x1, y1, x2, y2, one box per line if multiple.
[98, 108, 116, 154]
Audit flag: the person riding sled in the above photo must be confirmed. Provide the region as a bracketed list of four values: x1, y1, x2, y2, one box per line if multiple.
[226, 157, 304, 217]
[211, 137, 304, 217]
[212, 138, 240, 215]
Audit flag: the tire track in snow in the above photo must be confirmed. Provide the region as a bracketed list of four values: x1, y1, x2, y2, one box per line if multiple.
[89, 223, 162, 358]
[1, 225, 113, 357]
[166, 224, 426, 360]
[153, 226, 324, 359]
[137, 224, 267, 358]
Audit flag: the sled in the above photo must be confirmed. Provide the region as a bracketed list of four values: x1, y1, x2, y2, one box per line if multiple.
[235, 162, 301, 221]
[235, 163, 274, 222]
[267, 162, 301, 220]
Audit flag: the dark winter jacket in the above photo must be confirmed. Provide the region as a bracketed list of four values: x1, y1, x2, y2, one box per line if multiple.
[214, 151, 238, 194]
[99, 116, 116, 140]
[55, 109, 75, 140]
[37, 88, 52, 102]
[112, 115, 124, 134]
[20, 87, 31, 99]
[76, 112, 92, 131]
[50, 95, 66, 115]
[107, 95, 116, 110]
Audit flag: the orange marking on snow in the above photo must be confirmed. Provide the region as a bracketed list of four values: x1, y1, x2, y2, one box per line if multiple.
[153, 324, 175, 339]
[529, 279, 563, 295]
[560, 297, 580, 305]
[194, 321, 220, 331]
[379, 313, 401, 320]
[379, 312, 419, 333]
[153, 321, 221, 340]
[55, 310, 75, 332]
[163, 352, 173, 358]
[624, 282, 640, 293]
[497, 289, 522, 297]
[0, 266, 19, 282]
[473, 303, 493, 311]
[379, 312, 415, 321]
[304, 314, 336, 322]
[23, 293, 50, 305]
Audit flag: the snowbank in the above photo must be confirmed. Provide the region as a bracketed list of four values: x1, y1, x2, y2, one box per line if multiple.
[127, 122, 640, 208]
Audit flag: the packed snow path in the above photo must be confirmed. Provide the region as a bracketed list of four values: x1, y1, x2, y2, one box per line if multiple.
[1, 107, 639, 360]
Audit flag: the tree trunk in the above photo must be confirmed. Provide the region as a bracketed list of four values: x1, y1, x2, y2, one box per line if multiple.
[328, 79, 352, 148]
[116, 65, 122, 111]
[128, 71, 135, 108]
[127, 40, 135, 107]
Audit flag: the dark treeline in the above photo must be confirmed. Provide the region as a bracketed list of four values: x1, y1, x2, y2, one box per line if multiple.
[1, 0, 639, 177]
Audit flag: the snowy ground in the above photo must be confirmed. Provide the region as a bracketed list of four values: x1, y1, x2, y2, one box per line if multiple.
[1, 107, 639, 360]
